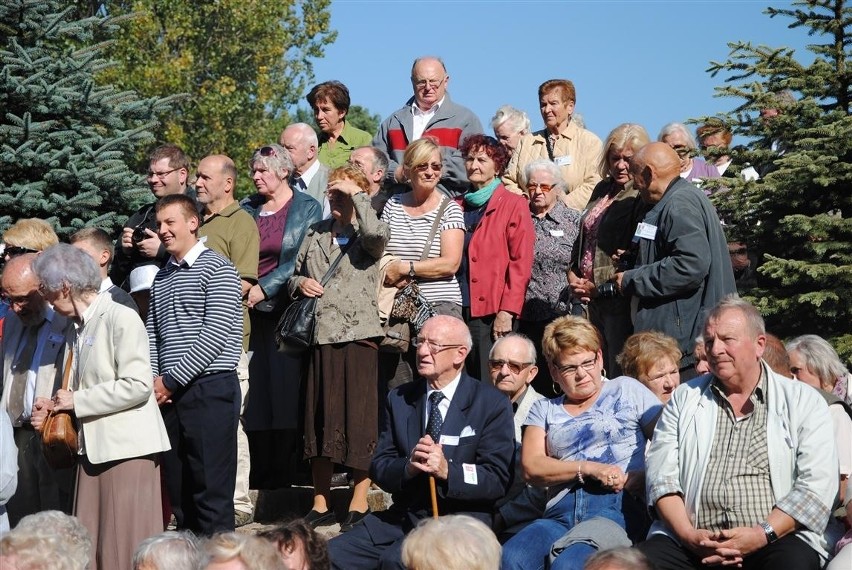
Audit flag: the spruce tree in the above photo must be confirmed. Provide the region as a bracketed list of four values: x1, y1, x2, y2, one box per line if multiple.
[704, 0, 852, 360]
[0, 0, 176, 239]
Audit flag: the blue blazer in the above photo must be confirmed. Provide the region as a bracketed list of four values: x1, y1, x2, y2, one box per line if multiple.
[369, 372, 515, 531]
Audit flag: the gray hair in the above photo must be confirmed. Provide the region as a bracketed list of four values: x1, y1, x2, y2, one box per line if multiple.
[658, 122, 697, 150]
[522, 159, 567, 194]
[250, 143, 294, 180]
[196, 532, 285, 570]
[490, 105, 530, 135]
[32, 243, 100, 296]
[132, 531, 200, 570]
[401, 515, 501, 570]
[490, 332, 537, 364]
[285, 122, 319, 148]
[0, 510, 92, 570]
[704, 295, 765, 338]
[355, 146, 390, 175]
[410, 56, 448, 78]
[584, 546, 652, 570]
[786, 334, 849, 389]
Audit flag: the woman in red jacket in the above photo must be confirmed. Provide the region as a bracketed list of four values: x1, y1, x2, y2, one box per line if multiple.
[457, 134, 535, 380]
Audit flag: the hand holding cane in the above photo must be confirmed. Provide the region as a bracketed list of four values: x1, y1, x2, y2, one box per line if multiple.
[425, 391, 445, 519]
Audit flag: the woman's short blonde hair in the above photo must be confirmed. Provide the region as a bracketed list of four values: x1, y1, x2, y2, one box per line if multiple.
[401, 515, 501, 570]
[598, 123, 651, 178]
[197, 532, 285, 569]
[402, 138, 441, 171]
[2, 218, 59, 251]
[617, 331, 682, 380]
[541, 316, 601, 363]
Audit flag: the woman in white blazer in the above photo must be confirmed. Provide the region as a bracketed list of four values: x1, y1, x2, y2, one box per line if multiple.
[31, 244, 170, 570]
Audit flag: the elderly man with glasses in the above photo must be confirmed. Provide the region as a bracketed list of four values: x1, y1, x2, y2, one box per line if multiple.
[328, 315, 514, 570]
[372, 56, 483, 198]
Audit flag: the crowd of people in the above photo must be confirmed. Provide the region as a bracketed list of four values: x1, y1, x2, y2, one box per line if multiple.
[0, 55, 850, 570]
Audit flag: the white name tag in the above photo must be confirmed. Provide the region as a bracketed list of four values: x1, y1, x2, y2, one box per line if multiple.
[634, 222, 657, 240]
[439, 435, 459, 446]
[334, 237, 349, 246]
[463, 463, 478, 485]
[549, 229, 564, 237]
[85, 336, 96, 346]
[554, 155, 573, 166]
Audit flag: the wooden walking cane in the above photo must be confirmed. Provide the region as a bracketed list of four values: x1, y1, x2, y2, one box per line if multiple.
[429, 475, 439, 519]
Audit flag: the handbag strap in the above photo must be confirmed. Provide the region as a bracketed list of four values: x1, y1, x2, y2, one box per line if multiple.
[318, 236, 358, 287]
[420, 196, 451, 262]
[61, 346, 74, 391]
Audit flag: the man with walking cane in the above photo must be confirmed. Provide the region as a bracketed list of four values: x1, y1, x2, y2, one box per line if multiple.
[328, 315, 515, 569]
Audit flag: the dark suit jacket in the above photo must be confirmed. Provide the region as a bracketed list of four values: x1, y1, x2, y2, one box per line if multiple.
[368, 372, 514, 533]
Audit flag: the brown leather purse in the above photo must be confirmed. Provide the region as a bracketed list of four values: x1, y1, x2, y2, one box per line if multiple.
[42, 350, 78, 469]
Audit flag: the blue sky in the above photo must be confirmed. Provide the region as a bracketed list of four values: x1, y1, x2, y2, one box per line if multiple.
[311, 1, 814, 141]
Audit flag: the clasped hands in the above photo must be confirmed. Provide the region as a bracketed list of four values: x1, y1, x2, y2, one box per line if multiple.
[684, 525, 768, 567]
[407, 435, 448, 480]
[30, 390, 74, 432]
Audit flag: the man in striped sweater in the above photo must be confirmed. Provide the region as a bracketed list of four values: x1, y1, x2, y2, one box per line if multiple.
[147, 193, 244, 535]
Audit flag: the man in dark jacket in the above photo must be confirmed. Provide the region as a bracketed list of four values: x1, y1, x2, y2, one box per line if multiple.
[615, 142, 736, 379]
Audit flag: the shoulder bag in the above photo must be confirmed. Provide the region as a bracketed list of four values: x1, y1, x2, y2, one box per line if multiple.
[379, 197, 449, 353]
[42, 349, 78, 470]
[275, 236, 357, 353]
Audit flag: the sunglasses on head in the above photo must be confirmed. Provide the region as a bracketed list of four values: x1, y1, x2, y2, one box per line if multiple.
[258, 146, 277, 157]
[3, 245, 38, 258]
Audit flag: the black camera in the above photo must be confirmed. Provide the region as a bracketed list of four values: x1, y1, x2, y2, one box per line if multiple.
[616, 248, 638, 272]
[597, 282, 619, 299]
[131, 225, 148, 244]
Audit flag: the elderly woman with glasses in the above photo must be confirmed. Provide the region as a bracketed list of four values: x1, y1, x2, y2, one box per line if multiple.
[503, 79, 603, 210]
[517, 160, 581, 398]
[31, 244, 170, 570]
[501, 316, 661, 570]
[456, 134, 534, 381]
[240, 144, 323, 488]
[568, 124, 651, 377]
[657, 122, 719, 185]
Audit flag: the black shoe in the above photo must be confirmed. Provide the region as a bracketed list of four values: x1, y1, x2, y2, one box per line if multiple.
[339, 510, 370, 533]
[304, 509, 336, 528]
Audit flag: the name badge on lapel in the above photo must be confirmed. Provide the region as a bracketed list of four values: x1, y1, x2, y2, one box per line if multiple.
[554, 155, 573, 167]
[634, 222, 657, 240]
[439, 435, 459, 446]
[48, 332, 65, 344]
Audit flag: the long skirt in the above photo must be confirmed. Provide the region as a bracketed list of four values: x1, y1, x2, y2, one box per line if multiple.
[304, 342, 378, 471]
[74, 454, 163, 570]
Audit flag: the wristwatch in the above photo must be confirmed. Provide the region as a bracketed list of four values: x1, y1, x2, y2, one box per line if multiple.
[759, 521, 778, 544]
[409, 262, 416, 279]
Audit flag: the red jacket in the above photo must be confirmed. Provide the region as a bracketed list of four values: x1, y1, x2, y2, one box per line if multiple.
[463, 184, 534, 318]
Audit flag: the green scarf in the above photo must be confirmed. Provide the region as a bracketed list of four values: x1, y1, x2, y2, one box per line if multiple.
[464, 178, 500, 208]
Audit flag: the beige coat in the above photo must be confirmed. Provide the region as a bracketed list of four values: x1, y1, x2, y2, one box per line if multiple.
[71, 293, 170, 465]
[503, 121, 603, 211]
[288, 192, 389, 345]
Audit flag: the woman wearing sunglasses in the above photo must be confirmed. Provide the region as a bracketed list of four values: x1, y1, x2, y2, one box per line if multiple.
[568, 124, 651, 378]
[501, 316, 661, 570]
[240, 144, 323, 489]
[517, 160, 581, 397]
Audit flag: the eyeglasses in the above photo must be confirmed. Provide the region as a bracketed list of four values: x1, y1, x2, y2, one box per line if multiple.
[728, 248, 747, 256]
[3, 245, 38, 258]
[1, 290, 38, 306]
[146, 167, 179, 179]
[412, 337, 464, 354]
[526, 183, 555, 193]
[670, 146, 691, 158]
[553, 354, 598, 378]
[413, 77, 446, 90]
[414, 162, 442, 173]
[488, 359, 534, 375]
[258, 146, 278, 157]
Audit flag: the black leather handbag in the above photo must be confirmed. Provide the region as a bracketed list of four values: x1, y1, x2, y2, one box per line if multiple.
[275, 236, 356, 353]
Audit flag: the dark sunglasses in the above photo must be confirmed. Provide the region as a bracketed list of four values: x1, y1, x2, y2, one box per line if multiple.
[258, 146, 277, 157]
[3, 245, 38, 257]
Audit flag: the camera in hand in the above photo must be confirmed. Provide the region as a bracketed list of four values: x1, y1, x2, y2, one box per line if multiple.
[616, 248, 637, 272]
[597, 282, 619, 299]
[131, 226, 148, 244]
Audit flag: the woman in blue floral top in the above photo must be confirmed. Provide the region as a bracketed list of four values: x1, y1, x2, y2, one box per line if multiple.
[501, 316, 662, 570]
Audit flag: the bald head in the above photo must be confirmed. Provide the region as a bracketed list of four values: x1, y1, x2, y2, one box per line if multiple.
[1, 253, 46, 325]
[630, 142, 682, 204]
[416, 315, 472, 388]
[410, 56, 449, 111]
[196, 154, 237, 213]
